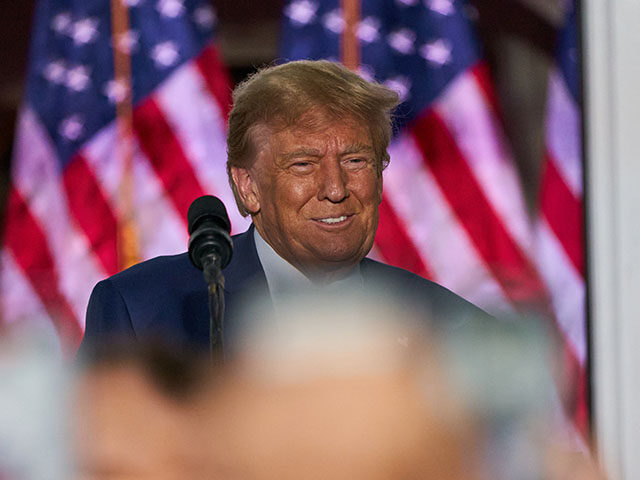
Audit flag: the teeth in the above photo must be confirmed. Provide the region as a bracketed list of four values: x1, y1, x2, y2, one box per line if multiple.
[318, 216, 347, 224]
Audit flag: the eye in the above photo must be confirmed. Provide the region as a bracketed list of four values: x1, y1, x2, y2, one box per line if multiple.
[343, 157, 369, 169]
[289, 160, 314, 173]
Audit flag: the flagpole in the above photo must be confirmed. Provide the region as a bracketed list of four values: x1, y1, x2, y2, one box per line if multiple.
[341, 0, 361, 70]
[110, 0, 139, 271]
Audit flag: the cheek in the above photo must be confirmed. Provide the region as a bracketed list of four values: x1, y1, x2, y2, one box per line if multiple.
[276, 177, 317, 212]
[352, 173, 382, 207]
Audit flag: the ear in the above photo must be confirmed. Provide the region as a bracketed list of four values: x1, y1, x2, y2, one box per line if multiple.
[231, 166, 261, 214]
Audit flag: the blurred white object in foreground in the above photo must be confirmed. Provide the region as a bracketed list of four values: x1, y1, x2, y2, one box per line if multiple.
[0, 325, 71, 480]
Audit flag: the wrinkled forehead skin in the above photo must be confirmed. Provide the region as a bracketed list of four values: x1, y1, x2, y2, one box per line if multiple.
[246, 108, 385, 176]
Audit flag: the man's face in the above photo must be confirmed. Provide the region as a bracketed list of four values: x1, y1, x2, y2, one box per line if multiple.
[232, 114, 383, 280]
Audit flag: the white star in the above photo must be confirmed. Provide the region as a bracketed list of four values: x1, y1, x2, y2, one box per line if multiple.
[104, 78, 130, 103]
[322, 9, 344, 34]
[396, 0, 418, 6]
[43, 60, 67, 84]
[51, 12, 72, 34]
[157, 0, 185, 18]
[384, 76, 412, 102]
[357, 17, 380, 44]
[193, 5, 216, 29]
[115, 30, 140, 54]
[66, 65, 91, 92]
[284, 0, 318, 26]
[151, 41, 179, 67]
[72, 18, 99, 45]
[357, 64, 375, 82]
[59, 115, 84, 141]
[426, 0, 455, 15]
[387, 28, 416, 54]
[420, 39, 452, 66]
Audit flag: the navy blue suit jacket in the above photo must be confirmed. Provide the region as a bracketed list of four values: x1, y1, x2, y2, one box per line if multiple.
[80, 226, 488, 354]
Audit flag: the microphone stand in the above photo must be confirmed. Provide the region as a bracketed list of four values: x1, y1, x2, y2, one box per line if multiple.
[202, 255, 225, 367]
[187, 195, 233, 369]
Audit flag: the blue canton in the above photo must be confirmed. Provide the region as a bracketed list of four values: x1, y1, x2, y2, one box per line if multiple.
[280, 0, 482, 132]
[26, 0, 217, 167]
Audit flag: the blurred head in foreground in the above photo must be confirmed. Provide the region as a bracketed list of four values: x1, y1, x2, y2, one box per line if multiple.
[198, 292, 485, 480]
[70, 292, 606, 480]
[71, 343, 208, 480]
[199, 291, 606, 480]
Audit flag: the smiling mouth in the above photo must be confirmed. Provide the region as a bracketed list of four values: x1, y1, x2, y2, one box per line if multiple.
[318, 215, 348, 224]
[313, 214, 355, 226]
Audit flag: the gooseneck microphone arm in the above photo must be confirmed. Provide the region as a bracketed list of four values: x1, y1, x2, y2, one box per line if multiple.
[205, 260, 225, 365]
[187, 196, 233, 366]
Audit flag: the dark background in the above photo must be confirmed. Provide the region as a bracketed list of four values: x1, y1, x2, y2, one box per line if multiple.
[0, 0, 567, 216]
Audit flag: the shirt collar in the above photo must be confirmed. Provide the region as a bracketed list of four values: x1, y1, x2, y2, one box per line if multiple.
[253, 227, 363, 304]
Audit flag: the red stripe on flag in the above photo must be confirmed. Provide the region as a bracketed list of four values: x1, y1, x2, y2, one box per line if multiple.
[133, 98, 206, 224]
[63, 154, 118, 276]
[195, 44, 233, 121]
[558, 340, 589, 439]
[3, 187, 83, 351]
[412, 110, 589, 437]
[411, 110, 547, 309]
[470, 62, 505, 124]
[540, 150, 585, 276]
[375, 195, 432, 279]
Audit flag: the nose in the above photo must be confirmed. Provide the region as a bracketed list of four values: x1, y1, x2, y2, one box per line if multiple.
[317, 158, 349, 203]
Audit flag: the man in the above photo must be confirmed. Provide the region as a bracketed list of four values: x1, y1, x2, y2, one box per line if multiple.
[80, 60, 487, 354]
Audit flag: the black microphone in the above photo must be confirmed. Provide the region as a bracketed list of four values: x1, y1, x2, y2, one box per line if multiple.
[187, 195, 233, 364]
[187, 195, 233, 275]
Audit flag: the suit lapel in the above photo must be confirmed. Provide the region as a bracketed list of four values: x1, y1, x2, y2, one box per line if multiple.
[222, 225, 273, 351]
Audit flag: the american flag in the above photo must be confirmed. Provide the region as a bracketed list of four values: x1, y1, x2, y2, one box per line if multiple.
[0, 0, 248, 354]
[281, 0, 587, 435]
[536, 3, 588, 436]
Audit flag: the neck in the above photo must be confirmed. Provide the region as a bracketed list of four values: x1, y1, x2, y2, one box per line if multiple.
[296, 263, 359, 285]
[252, 224, 360, 285]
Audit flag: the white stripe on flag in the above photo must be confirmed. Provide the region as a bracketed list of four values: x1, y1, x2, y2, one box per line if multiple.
[536, 218, 586, 364]
[0, 249, 63, 355]
[546, 69, 583, 198]
[386, 132, 513, 314]
[0, 249, 64, 353]
[434, 72, 533, 253]
[132, 145, 190, 259]
[155, 62, 251, 234]
[12, 109, 104, 325]
[82, 123, 188, 260]
[366, 243, 384, 262]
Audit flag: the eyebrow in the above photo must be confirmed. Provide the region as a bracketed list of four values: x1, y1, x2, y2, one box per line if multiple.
[281, 149, 323, 161]
[341, 143, 374, 155]
[281, 144, 374, 161]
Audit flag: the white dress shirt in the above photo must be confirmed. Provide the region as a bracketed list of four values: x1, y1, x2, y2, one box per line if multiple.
[253, 228, 364, 313]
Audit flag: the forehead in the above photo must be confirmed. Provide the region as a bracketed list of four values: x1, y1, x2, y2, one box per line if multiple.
[262, 116, 373, 155]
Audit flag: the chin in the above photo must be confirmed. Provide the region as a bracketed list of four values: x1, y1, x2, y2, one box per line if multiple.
[313, 246, 368, 266]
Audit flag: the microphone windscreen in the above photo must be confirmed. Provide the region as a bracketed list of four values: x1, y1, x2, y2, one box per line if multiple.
[187, 195, 231, 235]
